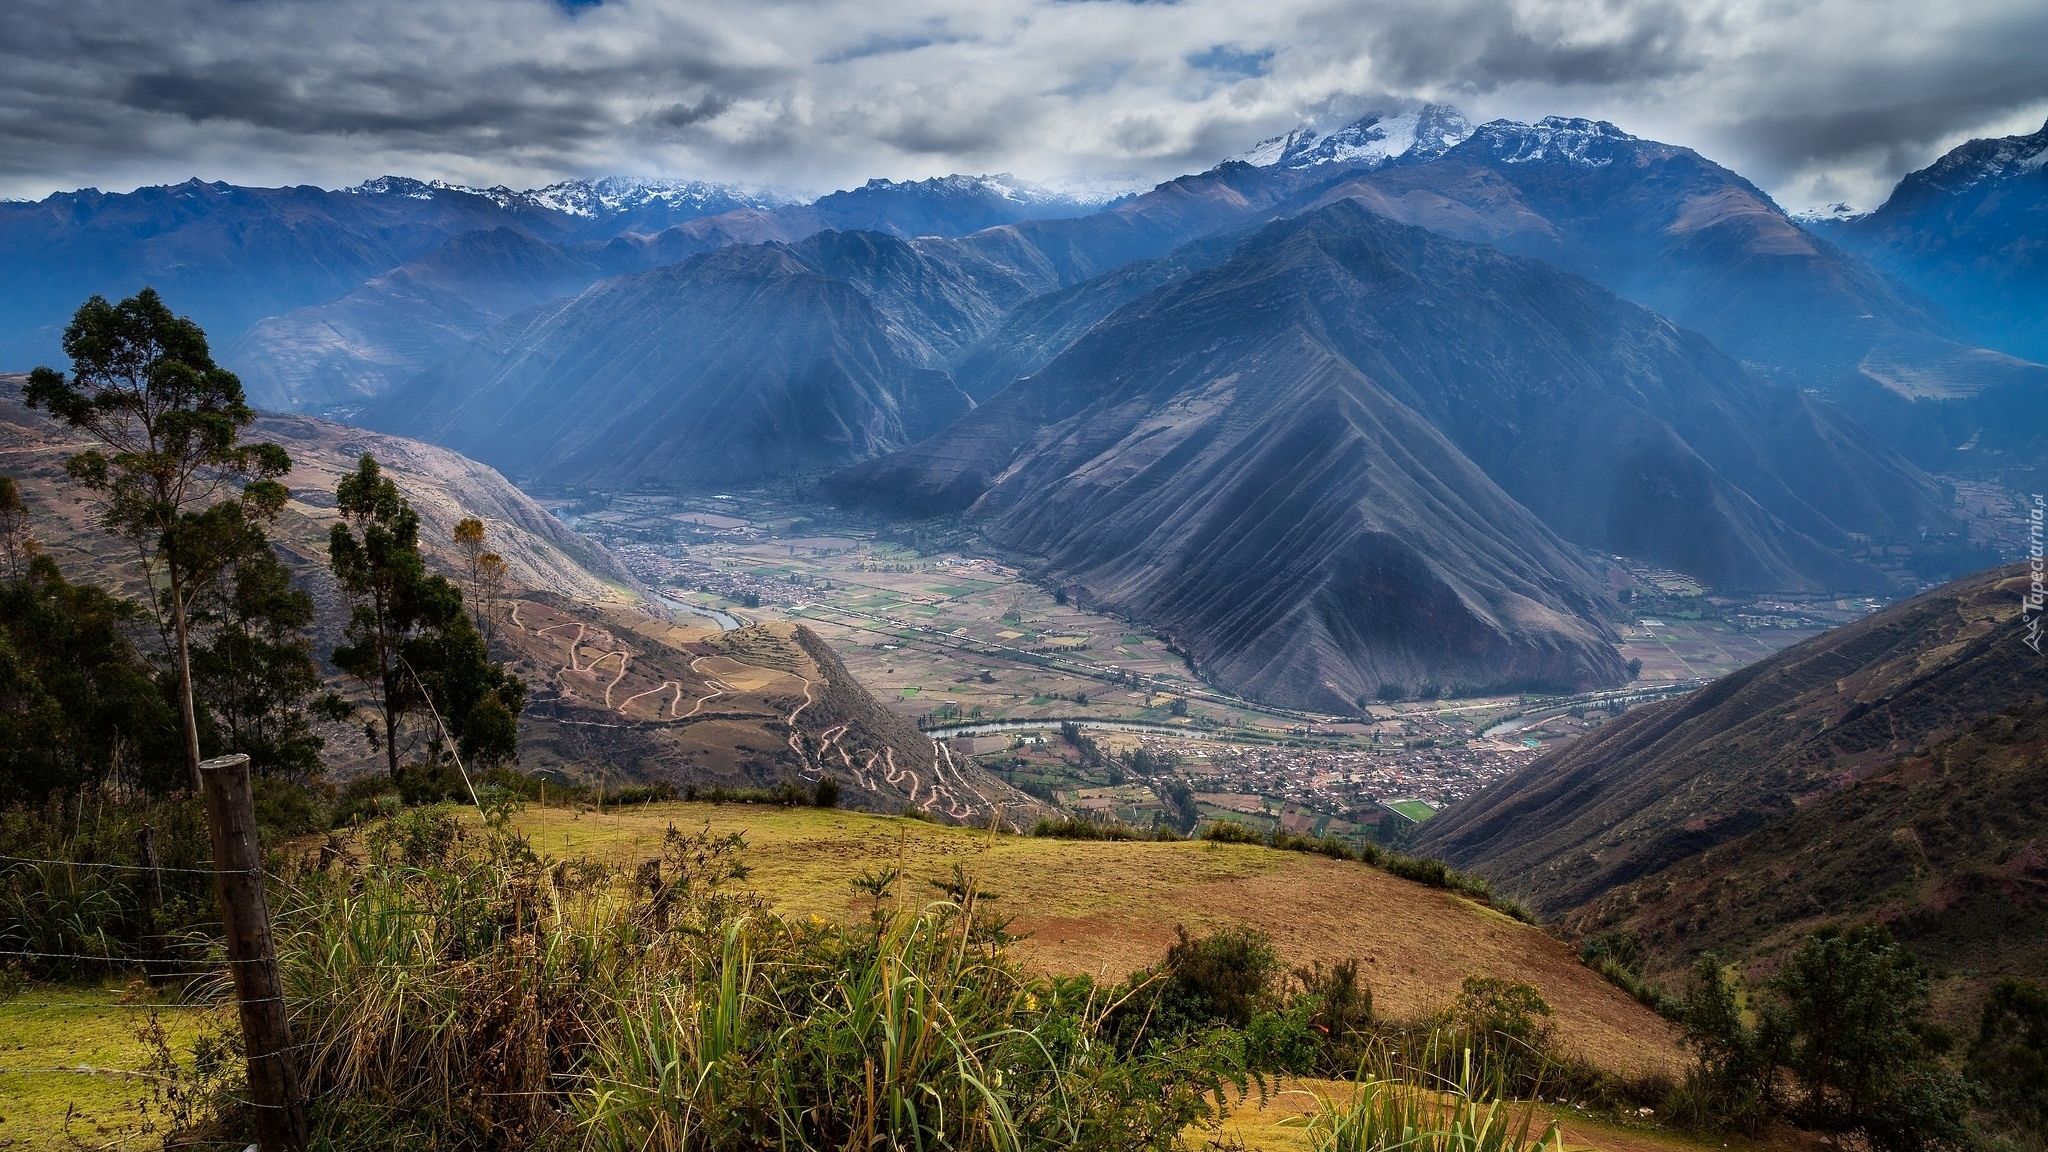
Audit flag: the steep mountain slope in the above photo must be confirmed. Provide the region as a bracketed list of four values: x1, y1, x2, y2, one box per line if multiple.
[3, 376, 1024, 815]
[364, 241, 974, 489]
[228, 228, 606, 411]
[787, 229, 1042, 366]
[946, 231, 1247, 401]
[1825, 120, 2048, 364]
[1308, 117, 2048, 473]
[0, 375, 631, 608]
[839, 205, 1943, 709]
[1416, 561, 2047, 964]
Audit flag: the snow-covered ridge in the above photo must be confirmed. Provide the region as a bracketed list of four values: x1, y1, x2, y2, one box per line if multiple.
[344, 172, 1133, 217]
[828, 172, 1137, 207]
[1911, 119, 2048, 194]
[345, 175, 796, 217]
[1230, 105, 1472, 171]
[1792, 202, 1866, 225]
[1468, 117, 1637, 167]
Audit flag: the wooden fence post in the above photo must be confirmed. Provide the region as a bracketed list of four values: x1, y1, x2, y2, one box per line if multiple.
[198, 753, 309, 1151]
[135, 823, 163, 980]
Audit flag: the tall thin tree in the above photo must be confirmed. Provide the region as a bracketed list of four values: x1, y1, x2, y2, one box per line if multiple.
[329, 456, 523, 778]
[0, 475, 34, 581]
[25, 289, 291, 789]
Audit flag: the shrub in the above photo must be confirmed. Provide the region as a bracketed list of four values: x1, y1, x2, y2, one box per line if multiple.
[0, 790, 223, 979]
[1578, 928, 1667, 1010]
[1030, 815, 1144, 841]
[1970, 978, 2048, 1141]
[1201, 820, 1262, 845]
[1438, 976, 1555, 1094]
[1109, 925, 1281, 1055]
[605, 781, 679, 807]
[1269, 830, 1359, 861]
[682, 782, 805, 807]
[1383, 854, 1449, 887]
[1774, 925, 1968, 1148]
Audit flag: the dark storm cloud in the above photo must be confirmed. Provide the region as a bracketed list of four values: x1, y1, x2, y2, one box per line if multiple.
[1, 0, 2044, 209]
[1359, 0, 1700, 89]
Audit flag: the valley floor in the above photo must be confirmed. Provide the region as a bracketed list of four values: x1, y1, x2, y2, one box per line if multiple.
[558, 489, 1862, 833]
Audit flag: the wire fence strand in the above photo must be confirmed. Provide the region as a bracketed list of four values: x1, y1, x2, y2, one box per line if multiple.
[0, 852, 262, 876]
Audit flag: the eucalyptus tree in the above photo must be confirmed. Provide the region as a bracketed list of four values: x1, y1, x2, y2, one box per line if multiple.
[25, 289, 291, 789]
[329, 456, 524, 778]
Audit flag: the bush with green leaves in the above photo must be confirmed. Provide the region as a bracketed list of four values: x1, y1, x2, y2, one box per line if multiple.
[1666, 956, 1788, 1134]
[1665, 927, 1969, 1150]
[1970, 978, 2048, 1144]
[1775, 925, 1969, 1148]
[0, 783, 320, 978]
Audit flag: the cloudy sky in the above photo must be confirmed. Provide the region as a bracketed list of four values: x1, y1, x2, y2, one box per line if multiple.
[3, 0, 2044, 211]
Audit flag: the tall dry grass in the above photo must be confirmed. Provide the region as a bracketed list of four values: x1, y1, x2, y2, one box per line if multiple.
[1306, 1042, 1565, 1152]
[264, 807, 1239, 1150]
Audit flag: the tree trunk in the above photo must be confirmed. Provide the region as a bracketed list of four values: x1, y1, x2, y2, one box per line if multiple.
[380, 648, 400, 779]
[169, 570, 203, 792]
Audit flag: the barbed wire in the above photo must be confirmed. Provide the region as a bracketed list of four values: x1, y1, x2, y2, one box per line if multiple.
[0, 852, 263, 876]
[0, 948, 268, 965]
[0, 1000, 230, 1010]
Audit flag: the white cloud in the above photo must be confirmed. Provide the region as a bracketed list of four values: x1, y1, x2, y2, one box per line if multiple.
[0, 0, 2042, 208]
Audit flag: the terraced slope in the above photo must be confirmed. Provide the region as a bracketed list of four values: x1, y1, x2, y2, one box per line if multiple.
[4, 379, 1019, 815]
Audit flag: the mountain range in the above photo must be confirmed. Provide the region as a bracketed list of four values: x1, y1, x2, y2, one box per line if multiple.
[831, 203, 1944, 709]
[0, 171, 1120, 403]
[1286, 117, 2048, 477]
[6, 105, 2039, 705]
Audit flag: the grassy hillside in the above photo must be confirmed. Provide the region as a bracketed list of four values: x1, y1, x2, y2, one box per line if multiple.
[506, 800, 1685, 1079]
[6, 800, 1761, 1151]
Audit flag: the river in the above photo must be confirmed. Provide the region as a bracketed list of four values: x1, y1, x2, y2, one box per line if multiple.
[657, 593, 741, 631]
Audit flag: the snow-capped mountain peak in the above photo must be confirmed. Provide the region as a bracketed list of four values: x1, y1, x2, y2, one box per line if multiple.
[344, 175, 796, 218]
[829, 172, 1134, 208]
[1791, 202, 1866, 225]
[1229, 104, 1472, 171]
[1908, 118, 2048, 195]
[1468, 117, 1638, 167]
